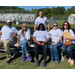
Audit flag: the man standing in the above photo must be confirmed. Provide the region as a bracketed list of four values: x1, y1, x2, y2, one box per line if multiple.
[0, 19, 18, 64]
[12, 16, 16, 24]
[34, 11, 50, 32]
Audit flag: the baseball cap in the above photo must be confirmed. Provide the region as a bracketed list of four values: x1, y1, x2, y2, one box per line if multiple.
[7, 19, 11, 22]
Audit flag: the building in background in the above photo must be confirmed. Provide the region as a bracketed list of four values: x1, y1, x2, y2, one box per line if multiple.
[68, 14, 75, 24]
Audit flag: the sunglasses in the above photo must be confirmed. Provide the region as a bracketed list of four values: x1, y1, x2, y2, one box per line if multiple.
[22, 26, 27, 27]
[53, 25, 57, 27]
[63, 24, 68, 26]
[40, 26, 43, 27]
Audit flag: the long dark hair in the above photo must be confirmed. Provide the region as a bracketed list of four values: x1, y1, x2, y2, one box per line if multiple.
[37, 23, 45, 31]
[62, 21, 71, 31]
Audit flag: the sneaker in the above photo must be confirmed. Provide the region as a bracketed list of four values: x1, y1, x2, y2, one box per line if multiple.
[43, 61, 46, 67]
[36, 61, 40, 66]
[6, 59, 11, 64]
[21, 57, 25, 62]
[56, 59, 60, 64]
[51, 59, 54, 63]
[27, 55, 32, 61]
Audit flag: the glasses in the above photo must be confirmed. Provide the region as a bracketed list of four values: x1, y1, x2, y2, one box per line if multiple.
[40, 26, 43, 27]
[63, 24, 68, 26]
[53, 25, 57, 27]
[22, 26, 27, 27]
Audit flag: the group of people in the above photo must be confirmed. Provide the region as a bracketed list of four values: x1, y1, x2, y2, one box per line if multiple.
[0, 11, 75, 67]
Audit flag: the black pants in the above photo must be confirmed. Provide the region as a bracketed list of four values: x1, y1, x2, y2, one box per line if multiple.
[34, 41, 48, 61]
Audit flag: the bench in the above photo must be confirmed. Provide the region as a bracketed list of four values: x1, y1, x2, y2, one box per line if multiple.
[0, 36, 64, 61]
[0, 41, 65, 61]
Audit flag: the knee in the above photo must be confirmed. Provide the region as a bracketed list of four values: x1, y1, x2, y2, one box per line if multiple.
[4, 43, 8, 47]
[62, 45, 66, 51]
[21, 45, 25, 48]
[54, 45, 58, 50]
[50, 45, 53, 49]
[67, 48, 72, 53]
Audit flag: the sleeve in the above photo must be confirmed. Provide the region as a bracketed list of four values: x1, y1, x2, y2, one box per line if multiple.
[34, 18, 38, 25]
[17, 30, 21, 36]
[58, 29, 63, 36]
[69, 29, 75, 37]
[45, 31, 50, 39]
[46, 17, 48, 23]
[1, 26, 4, 32]
[48, 30, 51, 35]
[33, 30, 37, 37]
[26, 28, 31, 40]
[13, 27, 18, 33]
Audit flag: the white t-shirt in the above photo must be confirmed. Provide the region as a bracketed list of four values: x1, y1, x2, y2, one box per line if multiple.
[33, 30, 50, 42]
[1, 26, 18, 41]
[62, 29, 75, 43]
[13, 17, 16, 21]
[35, 16, 48, 29]
[48, 29, 62, 42]
[17, 28, 31, 41]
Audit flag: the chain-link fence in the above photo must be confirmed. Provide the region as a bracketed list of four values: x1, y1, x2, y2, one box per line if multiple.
[49, 15, 68, 25]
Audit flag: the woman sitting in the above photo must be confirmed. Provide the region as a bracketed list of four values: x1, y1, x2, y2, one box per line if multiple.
[62, 21, 75, 66]
[48, 22, 62, 63]
[33, 23, 50, 67]
[17, 23, 32, 62]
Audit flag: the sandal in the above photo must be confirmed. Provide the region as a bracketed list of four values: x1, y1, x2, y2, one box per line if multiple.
[68, 58, 71, 64]
[70, 60, 74, 66]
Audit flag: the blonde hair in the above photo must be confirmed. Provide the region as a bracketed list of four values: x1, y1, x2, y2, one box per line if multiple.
[21, 23, 27, 36]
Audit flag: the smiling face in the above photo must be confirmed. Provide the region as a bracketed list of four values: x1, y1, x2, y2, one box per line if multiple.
[53, 23, 58, 30]
[22, 24, 27, 31]
[63, 22, 68, 29]
[39, 11, 43, 18]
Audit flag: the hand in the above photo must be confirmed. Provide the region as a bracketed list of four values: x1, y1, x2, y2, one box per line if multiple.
[52, 42, 57, 45]
[64, 37, 69, 40]
[37, 42, 41, 45]
[41, 42, 45, 46]
[28, 42, 30, 47]
[17, 43, 20, 47]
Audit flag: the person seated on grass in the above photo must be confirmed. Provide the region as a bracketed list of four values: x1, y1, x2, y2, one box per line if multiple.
[48, 22, 62, 64]
[33, 23, 50, 67]
[0, 19, 18, 64]
[17, 23, 32, 62]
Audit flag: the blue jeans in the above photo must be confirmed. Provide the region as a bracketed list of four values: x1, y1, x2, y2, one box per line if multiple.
[19, 40, 28, 57]
[62, 43, 75, 60]
[50, 42, 62, 60]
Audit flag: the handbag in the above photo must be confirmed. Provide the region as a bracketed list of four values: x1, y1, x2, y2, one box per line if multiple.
[63, 30, 73, 46]
[64, 40, 73, 46]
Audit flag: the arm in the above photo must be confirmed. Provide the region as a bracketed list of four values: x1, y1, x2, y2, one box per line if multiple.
[17, 35, 20, 47]
[46, 22, 50, 32]
[28, 40, 30, 47]
[64, 29, 75, 40]
[41, 38, 50, 46]
[34, 24, 37, 32]
[32, 36, 41, 45]
[52, 36, 62, 45]
[64, 36, 75, 40]
[44, 38, 50, 44]
[13, 33, 17, 38]
[0, 31, 2, 35]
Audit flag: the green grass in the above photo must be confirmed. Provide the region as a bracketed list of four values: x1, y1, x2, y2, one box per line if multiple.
[0, 52, 75, 69]
[0, 20, 75, 29]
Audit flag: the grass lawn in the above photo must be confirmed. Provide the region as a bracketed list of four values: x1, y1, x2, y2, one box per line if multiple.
[0, 51, 75, 69]
[0, 20, 75, 28]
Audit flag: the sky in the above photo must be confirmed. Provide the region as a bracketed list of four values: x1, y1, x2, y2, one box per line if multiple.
[18, 6, 73, 11]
